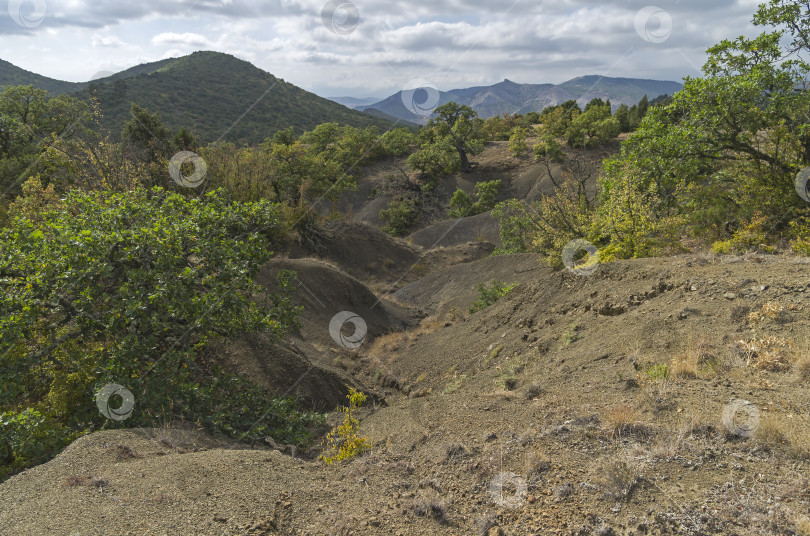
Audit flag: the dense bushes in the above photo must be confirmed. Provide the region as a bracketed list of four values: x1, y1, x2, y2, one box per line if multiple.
[0, 184, 323, 481]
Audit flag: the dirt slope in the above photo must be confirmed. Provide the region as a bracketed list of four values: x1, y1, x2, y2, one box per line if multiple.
[3, 251, 810, 536]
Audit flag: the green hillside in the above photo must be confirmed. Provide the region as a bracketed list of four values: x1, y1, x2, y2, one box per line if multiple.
[76, 51, 404, 144]
[0, 58, 84, 95]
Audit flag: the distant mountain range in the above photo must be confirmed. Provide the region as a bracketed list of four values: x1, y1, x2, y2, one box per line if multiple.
[0, 52, 411, 144]
[347, 76, 683, 124]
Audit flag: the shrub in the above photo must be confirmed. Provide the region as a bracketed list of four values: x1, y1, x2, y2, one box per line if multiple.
[380, 197, 418, 236]
[508, 127, 529, 157]
[0, 409, 73, 480]
[533, 137, 565, 163]
[469, 280, 516, 313]
[448, 180, 501, 219]
[711, 212, 773, 254]
[491, 199, 537, 255]
[320, 388, 370, 465]
[0, 187, 319, 482]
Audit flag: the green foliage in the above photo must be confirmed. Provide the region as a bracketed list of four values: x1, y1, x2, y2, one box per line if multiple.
[320, 387, 370, 465]
[0, 409, 73, 480]
[567, 104, 619, 148]
[407, 134, 459, 186]
[448, 180, 502, 218]
[509, 126, 530, 157]
[533, 136, 565, 163]
[645, 364, 670, 382]
[380, 196, 418, 236]
[0, 85, 92, 197]
[711, 213, 774, 254]
[469, 280, 517, 313]
[379, 128, 417, 157]
[491, 199, 537, 255]
[0, 186, 321, 481]
[421, 102, 485, 173]
[591, 0, 810, 256]
[448, 189, 473, 219]
[74, 51, 398, 145]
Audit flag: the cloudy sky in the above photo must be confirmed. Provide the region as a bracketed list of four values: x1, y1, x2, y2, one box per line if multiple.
[0, 0, 764, 98]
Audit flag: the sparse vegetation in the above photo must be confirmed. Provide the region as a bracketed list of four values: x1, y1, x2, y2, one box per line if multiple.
[469, 280, 517, 313]
[320, 388, 371, 465]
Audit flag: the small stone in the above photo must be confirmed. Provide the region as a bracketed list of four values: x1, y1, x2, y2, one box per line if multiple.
[723, 292, 737, 300]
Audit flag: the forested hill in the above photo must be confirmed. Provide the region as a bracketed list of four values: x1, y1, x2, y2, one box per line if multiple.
[0, 52, 409, 144]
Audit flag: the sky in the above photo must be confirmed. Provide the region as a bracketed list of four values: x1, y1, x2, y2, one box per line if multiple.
[0, 0, 765, 99]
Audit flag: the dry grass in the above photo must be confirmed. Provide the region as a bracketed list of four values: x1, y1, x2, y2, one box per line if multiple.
[747, 301, 785, 324]
[604, 403, 651, 439]
[594, 459, 642, 502]
[796, 515, 810, 536]
[755, 413, 810, 459]
[731, 336, 794, 372]
[670, 337, 714, 379]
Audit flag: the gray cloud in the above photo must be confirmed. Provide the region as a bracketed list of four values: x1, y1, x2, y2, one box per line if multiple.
[0, 0, 765, 97]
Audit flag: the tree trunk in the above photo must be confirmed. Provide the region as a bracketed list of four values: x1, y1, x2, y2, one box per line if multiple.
[459, 149, 471, 172]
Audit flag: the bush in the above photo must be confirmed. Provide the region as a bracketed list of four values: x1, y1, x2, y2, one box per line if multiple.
[509, 127, 529, 157]
[0, 186, 320, 482]
[380, 197, 418, 236]
[320, 388, 370, 465]
[448, 180, 502, 219]
[491, 199, 537, 255]
[469, 280, 517, 313]
[711, 213, 773, 254]
[533, 137, 565, 163]
[0, 409, 73, 480]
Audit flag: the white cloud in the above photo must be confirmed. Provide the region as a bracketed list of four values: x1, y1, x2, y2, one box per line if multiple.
[91, 34, 126, 47]
[151, 32, 212, 47]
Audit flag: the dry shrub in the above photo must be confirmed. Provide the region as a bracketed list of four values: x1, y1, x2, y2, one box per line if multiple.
[748, 301, 785, 323]
[731, 336, 794, 372]
[595, 460, 642, 502]
[113, 443, 143, 460]
[604, 404, 651, 439]
[796, 515, 810, 536]
[755, 414, 810, 460]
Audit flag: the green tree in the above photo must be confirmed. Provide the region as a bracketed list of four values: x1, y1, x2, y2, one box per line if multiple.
[424, 102, 485, 172]
[1, 185, 321, 480]
[120, 104, 173, 186]
[0, 86, 91, 198]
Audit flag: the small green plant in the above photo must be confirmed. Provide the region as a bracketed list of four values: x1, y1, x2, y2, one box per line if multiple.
[320, 388, 371, 465]
[443, 373, 468, 394]
[559, 323, 581, 349]
[483, 344, 503, 367]
[469, 280, 516, 313]
[645, 364, 670, 382]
